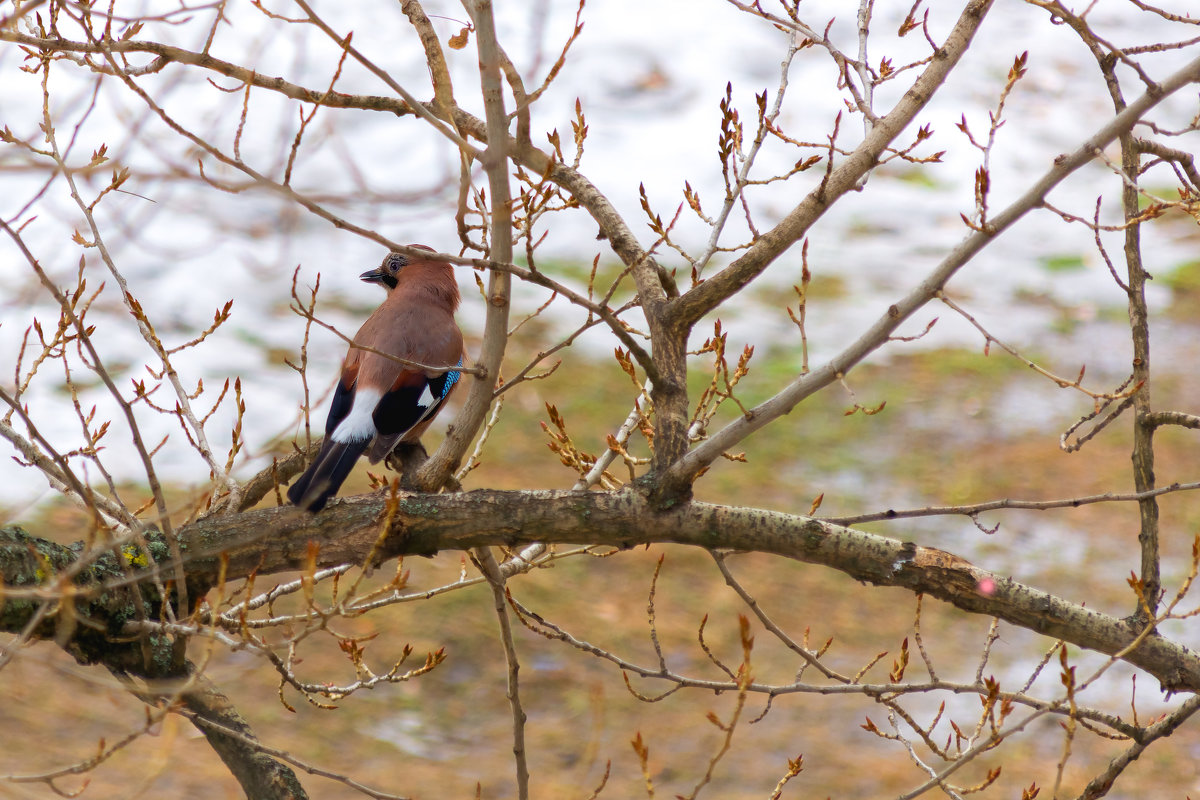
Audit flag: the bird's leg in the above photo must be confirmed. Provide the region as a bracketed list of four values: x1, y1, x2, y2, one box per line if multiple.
[385, 442, 462, 492]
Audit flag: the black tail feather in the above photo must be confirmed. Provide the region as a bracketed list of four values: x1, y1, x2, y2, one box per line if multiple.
[286, 441, 328, 506]
[288, 437, 370, 512]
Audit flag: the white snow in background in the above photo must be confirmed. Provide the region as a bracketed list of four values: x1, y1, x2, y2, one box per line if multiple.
[0, 0, 1198, 512]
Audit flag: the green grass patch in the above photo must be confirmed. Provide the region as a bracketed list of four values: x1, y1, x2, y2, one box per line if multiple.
[898, 346, 1031, 380]
[1040, 253, 1087, 273]
[888, 166, 945, 189]
[1162, 259, 1200, 294]
[527, 256, 635, 296]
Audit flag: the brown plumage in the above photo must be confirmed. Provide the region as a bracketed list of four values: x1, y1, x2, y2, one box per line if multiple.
[288, 247, 464, 512]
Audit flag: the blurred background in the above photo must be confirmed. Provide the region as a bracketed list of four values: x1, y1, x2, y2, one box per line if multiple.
[2, 0, 1200, 796]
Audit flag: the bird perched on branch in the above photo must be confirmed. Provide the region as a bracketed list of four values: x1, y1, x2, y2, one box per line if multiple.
[288, 246, 464, 512]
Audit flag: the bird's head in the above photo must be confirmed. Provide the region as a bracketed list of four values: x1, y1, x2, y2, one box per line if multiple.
[360, 245, 438, 290]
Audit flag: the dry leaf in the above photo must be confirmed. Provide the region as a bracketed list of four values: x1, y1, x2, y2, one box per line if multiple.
[448, 26, 471, 49]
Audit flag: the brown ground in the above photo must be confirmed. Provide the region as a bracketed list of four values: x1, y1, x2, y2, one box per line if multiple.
[4, 322, 1200, 799]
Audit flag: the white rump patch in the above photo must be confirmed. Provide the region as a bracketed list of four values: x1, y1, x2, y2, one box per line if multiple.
[331, 387, 383, 443]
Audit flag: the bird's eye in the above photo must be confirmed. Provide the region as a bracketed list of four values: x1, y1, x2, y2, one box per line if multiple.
[385, 253, 408, 273]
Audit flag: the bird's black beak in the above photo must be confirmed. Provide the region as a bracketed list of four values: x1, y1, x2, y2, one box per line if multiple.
[360, 268, 397, 290]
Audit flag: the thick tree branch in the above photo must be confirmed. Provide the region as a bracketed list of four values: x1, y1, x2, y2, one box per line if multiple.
[176, 674, 311, 800]
[0, 525, 308, 797]
[7, 490, 1199, 692]
[1145, 411, 1200, 430]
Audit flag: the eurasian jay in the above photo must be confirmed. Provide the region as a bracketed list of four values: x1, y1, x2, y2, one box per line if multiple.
[288, 246, 464, 512]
